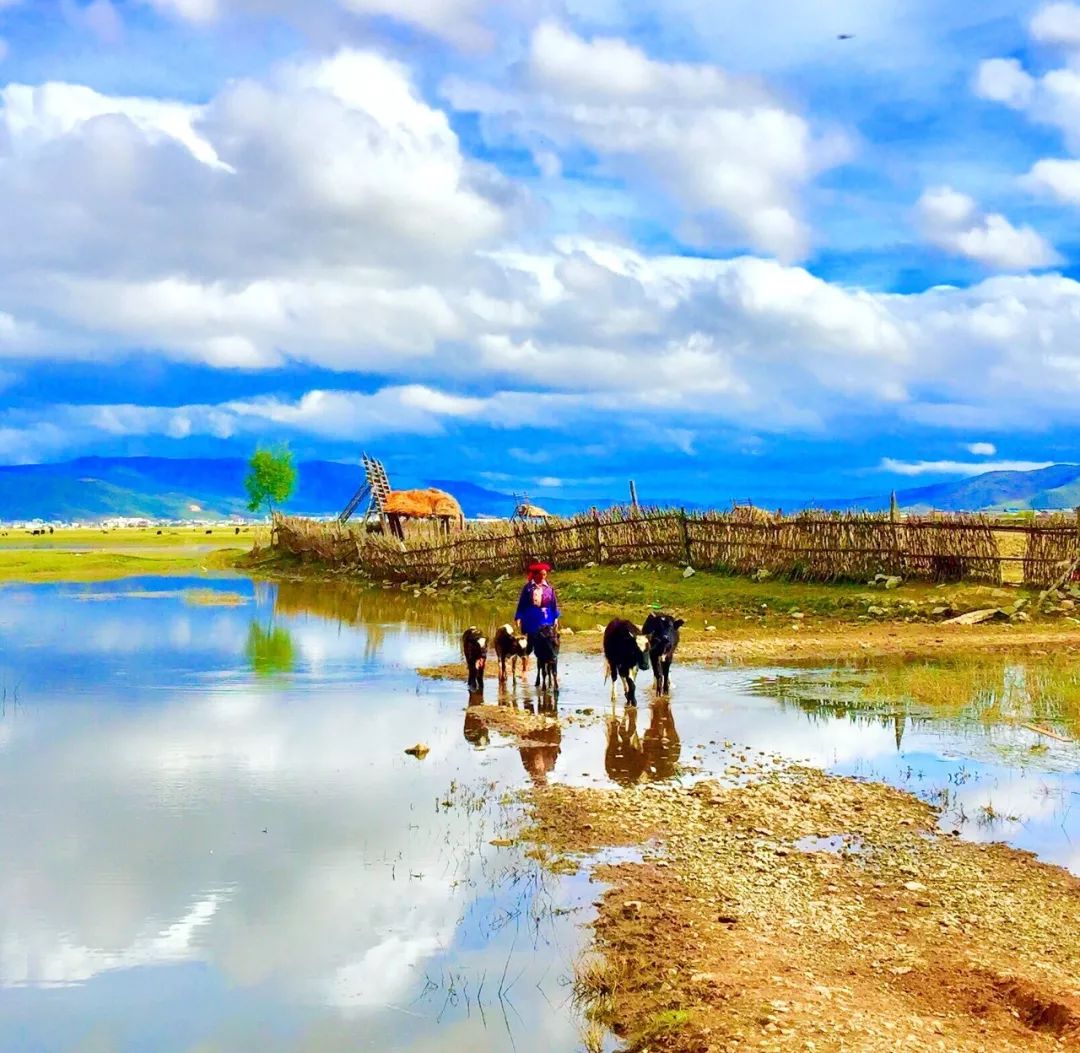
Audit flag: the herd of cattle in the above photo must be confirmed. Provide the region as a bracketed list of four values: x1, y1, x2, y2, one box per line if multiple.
[461, 612, 684, 704]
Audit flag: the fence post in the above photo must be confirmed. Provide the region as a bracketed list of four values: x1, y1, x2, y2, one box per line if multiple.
[678, 508, 692, 565]
[591, 508, 603, 564]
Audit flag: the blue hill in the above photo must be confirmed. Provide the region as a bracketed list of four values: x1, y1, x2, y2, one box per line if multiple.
[1, 457, 1078, 521]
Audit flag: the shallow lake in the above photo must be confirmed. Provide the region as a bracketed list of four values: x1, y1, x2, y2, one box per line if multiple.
[1, 576, 1078, 1052]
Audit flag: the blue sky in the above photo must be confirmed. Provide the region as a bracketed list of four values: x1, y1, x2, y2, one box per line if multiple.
[1, 0, 1080, 505]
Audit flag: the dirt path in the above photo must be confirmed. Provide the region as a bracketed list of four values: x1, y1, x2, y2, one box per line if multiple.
[559, 620, 1080, 665]
[526, 760, 1080, 1052]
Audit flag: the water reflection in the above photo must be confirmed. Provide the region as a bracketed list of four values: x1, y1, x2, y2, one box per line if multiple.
[605, 701, 681, 785]
[462, 691, 489, 746]
[519, 726, 562, 786]
[2, 576, 1080, 1053]
[0, 578, 589, 1053]
[246, 621, 296, 677]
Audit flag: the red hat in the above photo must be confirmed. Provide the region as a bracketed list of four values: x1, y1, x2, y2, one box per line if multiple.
[527, 561, 551, 572]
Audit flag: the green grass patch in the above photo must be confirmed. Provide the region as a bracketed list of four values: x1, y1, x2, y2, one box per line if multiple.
[0, 526, 268, 550]
[516, 564, 1035, 628]
[644, 1008, 693, 1034]
[0, 546, 246, 583]
[761, 654, 1080, 738]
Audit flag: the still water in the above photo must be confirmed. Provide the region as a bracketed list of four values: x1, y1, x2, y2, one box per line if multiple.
[0, 576, 1078, 1052]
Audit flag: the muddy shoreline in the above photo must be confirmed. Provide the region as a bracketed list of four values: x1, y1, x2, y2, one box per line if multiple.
[525, 762, 1080, 1052]
[417, 652, 1080, 1051]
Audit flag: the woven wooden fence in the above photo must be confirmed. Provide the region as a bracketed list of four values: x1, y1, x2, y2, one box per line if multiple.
[1022, 515, 1080, 587]
[270, 507, 1080, 588]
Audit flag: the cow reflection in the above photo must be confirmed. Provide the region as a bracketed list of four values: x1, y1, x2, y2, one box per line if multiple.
[463, 690, 489, 746]
[518, 726, 561, 786]
[604, 700, 681, 785]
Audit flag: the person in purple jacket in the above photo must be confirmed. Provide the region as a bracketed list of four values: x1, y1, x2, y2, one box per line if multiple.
[515, 561, 560, 660]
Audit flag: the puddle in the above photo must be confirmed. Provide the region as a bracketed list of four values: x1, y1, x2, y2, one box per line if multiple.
[0, 575, 1078, 1051]
[794, 834, 865, 855]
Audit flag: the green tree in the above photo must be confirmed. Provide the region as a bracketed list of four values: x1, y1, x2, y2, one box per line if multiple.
[245, 445, 296, 515]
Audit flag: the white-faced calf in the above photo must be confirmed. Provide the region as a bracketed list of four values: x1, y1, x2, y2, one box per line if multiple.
[494, 624, 530, 682]
[641, 612, 684, 693]
[462, 627, 487, 691]
[603, 618, 651, 705]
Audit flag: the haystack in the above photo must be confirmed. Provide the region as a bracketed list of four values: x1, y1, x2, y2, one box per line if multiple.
[515, 503, 552, 519]
[384, 488, 463, 520]
[730, 504, 775, 524]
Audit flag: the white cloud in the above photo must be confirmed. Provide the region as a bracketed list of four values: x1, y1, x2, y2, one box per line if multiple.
[64, 0, 124, 42]
[141, 0, 222, 22]
[0, 385, 595, 460]
[0, 50, 509, 368]
[974, 57, 1034, 108]
[879, 458, 1054, 477]
[1024, 157, 1080, 204]
[1030, 1, 1080, 47]
[965, 441, 997, 456]
[142, 0, 492, 47]
[445, 22, 849, 260]
[12, 47, 1080, 453]
[915, 186, 1060, 271]
[978, 11, 1080, 152]
[0, 80, 224, 166]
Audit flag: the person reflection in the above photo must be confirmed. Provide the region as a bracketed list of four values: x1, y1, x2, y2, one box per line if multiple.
[463, 689, 489, 747]
[605, 701, 681, 784]
[518, 726, 561, 786]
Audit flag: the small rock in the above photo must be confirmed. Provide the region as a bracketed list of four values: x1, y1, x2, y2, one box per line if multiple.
[489, 838, 515, 847]
[791, 611, 804, 619]
[943, 608, 1009, 626]
[404, 743, 430, 758]
[562, 626, 574, 635]
[621, 900, 643, 918]
[884, 576, 903, 590]
[903, 881, 927, 892]
[867, 606, 886, 616]
[683, 566, 696, 578]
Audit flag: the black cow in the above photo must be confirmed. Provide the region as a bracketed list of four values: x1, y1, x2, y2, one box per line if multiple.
[494, 624, 530, 682]
[462, 626, 488, 691]
[532, 624, 560, 694]
[642, 612, 684, 693]
[603, 619, 651, 705]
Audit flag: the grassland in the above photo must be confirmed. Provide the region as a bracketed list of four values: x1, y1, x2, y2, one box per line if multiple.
[0, 525, 264, 582]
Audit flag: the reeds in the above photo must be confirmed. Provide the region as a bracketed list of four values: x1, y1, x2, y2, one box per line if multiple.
[271, 507, 1063, 587]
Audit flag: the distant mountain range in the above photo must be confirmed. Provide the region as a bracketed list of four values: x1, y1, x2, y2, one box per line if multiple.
[0, 456, 1078, 521]
[0, 456, 569, 521]
[824, 463, 1080, 514]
